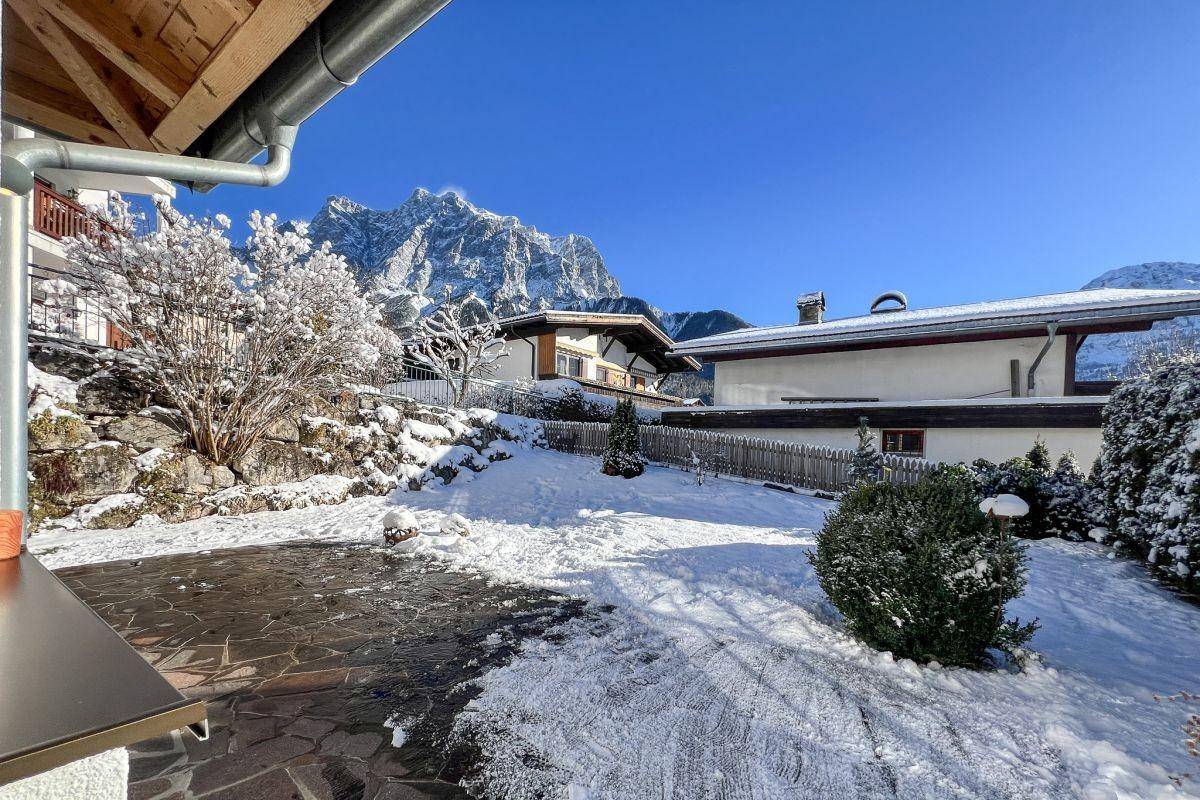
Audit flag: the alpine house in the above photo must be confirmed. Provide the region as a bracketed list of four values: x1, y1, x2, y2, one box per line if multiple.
[664, 287, 1200, 465]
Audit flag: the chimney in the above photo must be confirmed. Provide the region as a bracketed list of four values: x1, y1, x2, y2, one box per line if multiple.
[796, 291, 825, 325]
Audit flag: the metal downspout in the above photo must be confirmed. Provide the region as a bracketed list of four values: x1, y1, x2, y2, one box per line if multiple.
[0, 124, 296, 548]
[1026, 322, 1060, 396]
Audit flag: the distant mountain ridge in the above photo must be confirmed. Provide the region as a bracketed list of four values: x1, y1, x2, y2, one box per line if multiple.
[306, 190, 750, 343]
[1076, 261, 1200, 378]
[308, 190, 620, 318]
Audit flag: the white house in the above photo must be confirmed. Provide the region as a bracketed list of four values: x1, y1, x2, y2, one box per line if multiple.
[492, 310, 701, 409]
[664, 288, 1200, 465]
[3, 122, 175, 350]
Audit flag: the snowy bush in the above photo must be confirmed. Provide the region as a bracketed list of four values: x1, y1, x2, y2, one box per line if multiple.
[1042, 452, 1091, 541]
[439, 512, 472, 537]
[602, 399, 644, 478]
[1098, 362, 1200, 590]
[972, 441, 1092, 542]
[847, 417, 883, 486]
[65, 199, 386, 466]
[810, 465, 1037, 667]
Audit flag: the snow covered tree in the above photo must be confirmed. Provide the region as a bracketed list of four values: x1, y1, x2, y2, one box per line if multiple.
[1098, 362, 1200, 591]
[1026, 437, 1053, 474]
[405, 287, 508, 408]
[602, 398, 644, 478]
[1042, 451, 1090, 541]
[847, 417, 883, 486]
[65, 197, 386, 465]
[810, 465, 1037, 667]
[687, 435, 725, 485]
[1124, 328, 1200, 378]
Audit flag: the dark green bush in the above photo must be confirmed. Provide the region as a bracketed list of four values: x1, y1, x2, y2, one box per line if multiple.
[602, 399, 644, 478]
[810, 465, 1037, 667]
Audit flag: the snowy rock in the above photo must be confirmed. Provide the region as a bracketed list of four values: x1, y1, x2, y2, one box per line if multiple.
[263, 416, 301, 443]
[73, 444, 138, 501]
[1088, 527, 1110, 544]
[232, 440, 322, 486]
[105, 414, 186, 451]
[438, 513, 471, 537]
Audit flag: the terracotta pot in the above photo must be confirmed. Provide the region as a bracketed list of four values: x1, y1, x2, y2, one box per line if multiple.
[0, 510, 21, 560]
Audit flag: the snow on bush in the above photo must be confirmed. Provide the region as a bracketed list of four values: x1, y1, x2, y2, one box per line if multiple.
[65, 197, 389, 466]
[602, 399, 644, 478]
[971, 439, 1092, 541]
[1098, 362, 1200, 590]
[810, 465, 1038, 667]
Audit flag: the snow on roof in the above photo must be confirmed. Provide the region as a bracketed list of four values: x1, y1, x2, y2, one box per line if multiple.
[673, 288, 1200, 356]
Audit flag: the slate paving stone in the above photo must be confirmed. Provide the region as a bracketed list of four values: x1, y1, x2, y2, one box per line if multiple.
[58, 542, 581, 799]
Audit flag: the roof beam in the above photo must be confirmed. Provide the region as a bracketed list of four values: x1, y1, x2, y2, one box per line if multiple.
[33, 0, 183, 106]
[2, 89, 126, 147]
[151, 0, 334, 154]
[6, 0, 155, 150]
[210, 0, 256, 22]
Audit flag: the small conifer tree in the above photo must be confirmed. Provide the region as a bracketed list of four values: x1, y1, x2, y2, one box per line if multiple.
[847, 416, 884, 486]
[602, 399, 644, 478]
[1027, 437, 1053, 474]
[1043, 451, 1090, 541]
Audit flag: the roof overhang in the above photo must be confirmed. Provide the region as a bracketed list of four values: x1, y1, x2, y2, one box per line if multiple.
[2, 0, 449, 172]
[499, 311, 702, 373]
[673, 295, 1200, 361]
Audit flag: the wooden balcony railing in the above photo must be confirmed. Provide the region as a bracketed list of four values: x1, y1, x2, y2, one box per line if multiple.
[33, 179, 116, 241]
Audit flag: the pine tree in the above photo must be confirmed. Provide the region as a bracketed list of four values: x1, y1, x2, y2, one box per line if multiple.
[602, 399, 644, 478]
[1043, 451, 1090, 541]
[847, 417, 883, 486]
[1027, 438, 1053, 474]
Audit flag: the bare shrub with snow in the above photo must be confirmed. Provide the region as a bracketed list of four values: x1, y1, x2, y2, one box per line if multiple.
[810, 465, 1037, 667]
[1098, 362, 1200, 590]
[405, 287, 508, 408]
[64, 198, 386, 466]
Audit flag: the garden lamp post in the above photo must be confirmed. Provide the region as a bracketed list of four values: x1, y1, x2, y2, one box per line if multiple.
[979, 493, 1030, 635]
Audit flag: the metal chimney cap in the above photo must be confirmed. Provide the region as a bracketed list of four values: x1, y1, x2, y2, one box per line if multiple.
[870, 290, 908, 314]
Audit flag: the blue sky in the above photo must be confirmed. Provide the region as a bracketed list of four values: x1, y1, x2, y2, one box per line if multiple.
[174, 1, 1200, 326]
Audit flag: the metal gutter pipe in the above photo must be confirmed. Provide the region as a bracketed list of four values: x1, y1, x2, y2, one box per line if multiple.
[186, 0, 451, 185]
[0, 122, 296, 548]
[1026, 322, 1060, 396]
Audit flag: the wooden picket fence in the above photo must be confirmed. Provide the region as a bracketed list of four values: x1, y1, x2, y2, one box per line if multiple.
[540, 420, 936, 493]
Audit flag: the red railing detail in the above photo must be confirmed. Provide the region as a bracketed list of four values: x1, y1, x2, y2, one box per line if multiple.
[33, 180, 115, 241]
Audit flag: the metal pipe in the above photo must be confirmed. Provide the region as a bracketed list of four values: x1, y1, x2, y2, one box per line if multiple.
[0, 191, 29, 544]
[1026, 322, 1059, 396]
[0, 123, 297, 547]
[2, 124, 296, 196]
[188, 0, 451, 181]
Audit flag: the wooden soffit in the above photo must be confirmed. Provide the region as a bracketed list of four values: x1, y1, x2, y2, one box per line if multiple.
[2, 0, 333, 154]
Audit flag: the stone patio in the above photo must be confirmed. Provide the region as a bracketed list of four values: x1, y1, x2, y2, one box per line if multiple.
[56, 542, 579, 800]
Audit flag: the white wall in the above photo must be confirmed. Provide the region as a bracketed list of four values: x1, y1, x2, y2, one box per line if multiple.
[714, 335, 1069, 404]
[719, 426, 1101, 466]
[0, 748, 127, 800]
[493, 337, 535, 381]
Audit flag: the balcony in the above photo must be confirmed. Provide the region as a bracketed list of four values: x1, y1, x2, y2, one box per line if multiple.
[32, 179, 116, 242]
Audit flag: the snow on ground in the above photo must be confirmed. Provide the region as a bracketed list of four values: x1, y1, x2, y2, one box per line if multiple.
[31, 448, 1200, 799]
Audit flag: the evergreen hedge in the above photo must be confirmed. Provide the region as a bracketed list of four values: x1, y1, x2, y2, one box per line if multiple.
[1098, 362, 1200, 590]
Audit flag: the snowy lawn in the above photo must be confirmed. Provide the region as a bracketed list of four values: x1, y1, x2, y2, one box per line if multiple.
[32, 448, 1200, 799]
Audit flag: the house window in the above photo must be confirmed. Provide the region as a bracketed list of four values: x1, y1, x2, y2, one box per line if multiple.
[556, 352, 584, 378]
[596, 366, 610, 384]
[882, 429, 925, 457]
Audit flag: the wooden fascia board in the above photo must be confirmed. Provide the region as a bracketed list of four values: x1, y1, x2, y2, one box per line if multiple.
[150, 0, 334, 153]
[661, 403, 1106, 430]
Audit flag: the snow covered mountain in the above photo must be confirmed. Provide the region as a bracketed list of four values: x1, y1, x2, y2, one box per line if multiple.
[308, 190, 621, 317]
[1075, 262, 1200, 378]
